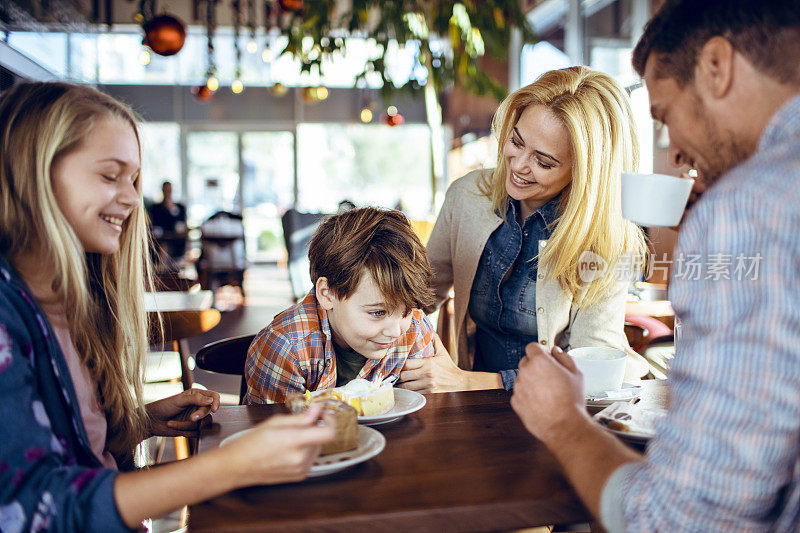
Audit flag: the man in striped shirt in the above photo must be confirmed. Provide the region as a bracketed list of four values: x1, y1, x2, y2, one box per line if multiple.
[511, 0, 800, 530]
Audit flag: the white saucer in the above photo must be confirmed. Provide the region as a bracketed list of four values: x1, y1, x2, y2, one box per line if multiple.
[220, 425, 386, 478]
[308, 425, 385, 477]
[358, 388, 426, 425]
[585, 382, 642, 407]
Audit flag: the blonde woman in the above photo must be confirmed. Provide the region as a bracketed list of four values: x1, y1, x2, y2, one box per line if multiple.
[399, 67, 648, 392]
[0, 82, 332, 531]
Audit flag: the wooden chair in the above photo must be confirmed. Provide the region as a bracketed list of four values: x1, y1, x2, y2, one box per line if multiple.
[195, 334, 256, 405]
[625, 315, 674, 380]
[624, 322, 650, 354]
[435, 293, 456, 358]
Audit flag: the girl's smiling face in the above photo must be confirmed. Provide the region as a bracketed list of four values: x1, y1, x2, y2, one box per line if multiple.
[51, 115, 141, 254]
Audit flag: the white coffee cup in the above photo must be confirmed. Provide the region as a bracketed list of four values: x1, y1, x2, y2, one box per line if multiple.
[568, 347, 627, 396]
[621, 172, 694, 227]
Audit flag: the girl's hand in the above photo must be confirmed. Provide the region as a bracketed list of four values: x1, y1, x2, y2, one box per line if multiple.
[224, 404, 336, 486]
[146, 389, 221, 437]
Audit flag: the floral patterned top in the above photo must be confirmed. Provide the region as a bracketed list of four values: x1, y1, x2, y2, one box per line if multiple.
[0, 254, 130, 532]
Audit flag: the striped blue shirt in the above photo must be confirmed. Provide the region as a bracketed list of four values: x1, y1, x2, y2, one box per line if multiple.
[602, 93, 800, 531]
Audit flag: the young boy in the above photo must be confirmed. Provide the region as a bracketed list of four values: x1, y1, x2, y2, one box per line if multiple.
[245, 207, 437, 404]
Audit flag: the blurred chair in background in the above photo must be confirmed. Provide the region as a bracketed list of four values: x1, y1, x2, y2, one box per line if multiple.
[280, 208, 326, 302]
[198, 211, 247, 297]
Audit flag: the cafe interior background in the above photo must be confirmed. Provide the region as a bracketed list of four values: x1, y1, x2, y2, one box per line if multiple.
[1, 0, 676, 403]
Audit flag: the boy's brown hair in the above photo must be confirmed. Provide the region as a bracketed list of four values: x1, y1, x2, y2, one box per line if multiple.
[308, 207, 434, 314]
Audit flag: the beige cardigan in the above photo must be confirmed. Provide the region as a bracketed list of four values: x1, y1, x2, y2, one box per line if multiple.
[426, 169, 647, 378]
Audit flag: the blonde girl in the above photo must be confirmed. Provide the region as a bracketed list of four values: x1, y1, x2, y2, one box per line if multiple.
[0, 82, 332, 531]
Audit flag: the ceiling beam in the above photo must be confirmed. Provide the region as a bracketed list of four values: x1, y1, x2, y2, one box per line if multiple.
[526, 0, 619, 35]
[0, 40, 58, 81]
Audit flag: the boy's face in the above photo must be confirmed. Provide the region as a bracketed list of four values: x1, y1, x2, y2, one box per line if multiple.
[316, 272, 413, 360]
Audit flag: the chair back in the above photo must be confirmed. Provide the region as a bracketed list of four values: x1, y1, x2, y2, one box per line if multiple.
[195, 334, 256, 404]
[200, 211, 247, 271]
[436, 294, 456, 359]
[280, 209, 327, 301]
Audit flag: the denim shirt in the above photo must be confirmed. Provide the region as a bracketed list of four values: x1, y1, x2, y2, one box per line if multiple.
[468, 194, 561, 390]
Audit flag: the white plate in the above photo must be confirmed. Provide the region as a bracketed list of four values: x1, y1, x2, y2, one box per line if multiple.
[585, 382, 642, 407]
[593, 402, 665, 445]
[220, 425, 386, 478]
[600, 425, 651, 445]
[308, 425, 385, 477]
[358, 388, 426, 425]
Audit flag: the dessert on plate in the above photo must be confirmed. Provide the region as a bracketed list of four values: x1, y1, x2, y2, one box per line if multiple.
[322, 378, 395, 416]
[286, 395, 358, 455]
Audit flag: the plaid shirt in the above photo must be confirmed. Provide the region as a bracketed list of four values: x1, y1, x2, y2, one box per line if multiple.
[602, 94, 800, 531]
[245, 291, 436, 404]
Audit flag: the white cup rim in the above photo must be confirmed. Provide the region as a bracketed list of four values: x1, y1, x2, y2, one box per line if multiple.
[568, 346, 627, 361]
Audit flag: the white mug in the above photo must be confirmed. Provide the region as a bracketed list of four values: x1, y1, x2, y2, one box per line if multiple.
[621, 172, 694, 227]
[568, 346, 627, 396]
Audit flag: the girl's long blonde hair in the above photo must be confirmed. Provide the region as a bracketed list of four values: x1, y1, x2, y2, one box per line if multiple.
[0, 82, 153, 459]
[480, 66, 647, 306]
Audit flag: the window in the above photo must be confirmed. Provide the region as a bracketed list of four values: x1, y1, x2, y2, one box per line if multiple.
[6, 32, 68, 77]
[297, 123, 433, 218]
[8, 27, 421, 89]
[241, 132, 295, 262]
[139, 122, 182, 203]
[185, 131, 239, 227]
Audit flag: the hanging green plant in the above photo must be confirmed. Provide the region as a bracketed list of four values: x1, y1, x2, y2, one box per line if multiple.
[274, 0, 537, 102]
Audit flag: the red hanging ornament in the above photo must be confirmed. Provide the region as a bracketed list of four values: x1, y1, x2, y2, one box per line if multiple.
[383, 113, 405, 127]
[278, 0, 304, 11]
[192, 85, 215, 102]
[142, 14, 187, 56]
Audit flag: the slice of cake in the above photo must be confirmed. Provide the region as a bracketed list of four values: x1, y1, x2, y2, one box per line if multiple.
[286, 395, 358, 455]
[333, 378, 395, 416]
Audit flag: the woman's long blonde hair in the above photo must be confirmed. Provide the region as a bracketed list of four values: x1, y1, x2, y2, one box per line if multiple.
[0, 82, 153, 459]
[480, 66, 647, 306]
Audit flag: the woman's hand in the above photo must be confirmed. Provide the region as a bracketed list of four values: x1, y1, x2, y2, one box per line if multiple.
[226, 404, 335, 486]
[146, 388, 221, 437]
[398, 333, 471, 392]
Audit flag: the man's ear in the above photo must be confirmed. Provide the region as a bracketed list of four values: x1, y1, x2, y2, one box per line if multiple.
[315, 277, 335, 310]
[695, 36, 735, 99]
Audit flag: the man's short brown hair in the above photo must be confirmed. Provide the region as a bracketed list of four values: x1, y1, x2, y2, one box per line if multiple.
[633, 0, 800, 87]
[308, 207, 434, 314]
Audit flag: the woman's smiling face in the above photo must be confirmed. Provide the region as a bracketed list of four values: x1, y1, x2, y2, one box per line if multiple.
[503, 104, 573, 219]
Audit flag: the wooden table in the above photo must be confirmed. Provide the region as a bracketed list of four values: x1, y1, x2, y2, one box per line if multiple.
[189, 390, 591, 532]
[144, 290, 214, 313]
